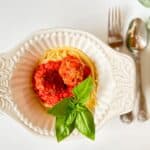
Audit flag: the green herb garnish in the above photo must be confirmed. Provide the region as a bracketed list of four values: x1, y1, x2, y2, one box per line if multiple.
[138, 0, 150, 7]
[48, 76, 95, 142]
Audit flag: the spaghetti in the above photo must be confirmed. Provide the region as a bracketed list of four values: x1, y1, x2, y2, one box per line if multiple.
[33, 47, 98, 110]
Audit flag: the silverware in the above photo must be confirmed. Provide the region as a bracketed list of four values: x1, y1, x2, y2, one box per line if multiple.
[108, 7, 134, 123]
[108, 7, 123, 49]
[126, 18, 148, 121]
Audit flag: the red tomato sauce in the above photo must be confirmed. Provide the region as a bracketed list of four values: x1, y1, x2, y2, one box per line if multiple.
[33, 55, 91, 107]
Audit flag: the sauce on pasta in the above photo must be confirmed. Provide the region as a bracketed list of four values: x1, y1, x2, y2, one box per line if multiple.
[33, 47, 98, 110]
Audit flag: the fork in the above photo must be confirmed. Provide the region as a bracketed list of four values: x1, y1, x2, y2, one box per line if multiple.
[108, 7, 134, 123]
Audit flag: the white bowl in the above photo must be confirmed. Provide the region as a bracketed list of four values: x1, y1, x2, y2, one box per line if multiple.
[0, 28, 136, 138]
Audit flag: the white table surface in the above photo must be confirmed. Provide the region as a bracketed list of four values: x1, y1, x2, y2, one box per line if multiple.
[0, 0, 150, 150]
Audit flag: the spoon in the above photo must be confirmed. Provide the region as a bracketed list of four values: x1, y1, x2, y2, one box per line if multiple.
[126, 18, 148, 121]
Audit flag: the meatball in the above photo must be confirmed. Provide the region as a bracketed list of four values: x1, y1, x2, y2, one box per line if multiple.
[59, 56, 85, 86]
[33, 61, 73, 107]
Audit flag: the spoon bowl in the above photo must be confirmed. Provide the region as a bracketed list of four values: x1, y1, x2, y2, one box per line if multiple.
[127, 18, 148, 54]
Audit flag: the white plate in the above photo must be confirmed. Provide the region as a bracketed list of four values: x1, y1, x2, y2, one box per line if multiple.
[0, 28, 136, 138]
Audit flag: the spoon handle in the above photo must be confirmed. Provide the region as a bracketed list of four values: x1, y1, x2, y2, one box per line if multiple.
[120, 112, 134, 123]
[135, 54, 148, 121]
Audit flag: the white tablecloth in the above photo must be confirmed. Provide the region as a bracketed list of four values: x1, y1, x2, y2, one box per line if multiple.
[0, 0, 150, 150]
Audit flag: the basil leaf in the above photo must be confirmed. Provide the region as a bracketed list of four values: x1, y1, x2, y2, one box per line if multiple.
[66, 110, 77, 126]
[138, 0, 150, 7]
[56, 116, 75, 142]
[75, 106, 95, 140]
[73, 76, 94, 104]
[47, 98, 73, 117]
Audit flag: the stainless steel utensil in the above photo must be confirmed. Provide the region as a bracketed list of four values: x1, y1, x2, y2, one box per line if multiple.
[108, 7, 134, 123]
[108, 7, 123, 49]
[126, 18, 148, 121]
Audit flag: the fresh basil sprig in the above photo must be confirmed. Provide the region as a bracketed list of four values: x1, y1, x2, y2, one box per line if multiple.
[48, 76, 95, 142]
[138, 0, 150, 8]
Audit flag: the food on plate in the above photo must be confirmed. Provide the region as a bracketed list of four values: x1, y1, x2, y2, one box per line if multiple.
[32, 47, 98, 141]
[48, 76, 95, 142]
[33, 47, 98, 110]
[59, 55, 88, 86]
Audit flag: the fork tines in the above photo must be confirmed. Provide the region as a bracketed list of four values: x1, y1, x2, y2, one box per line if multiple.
[108, 7, 123, 48]
[108, 7, 122, 36]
